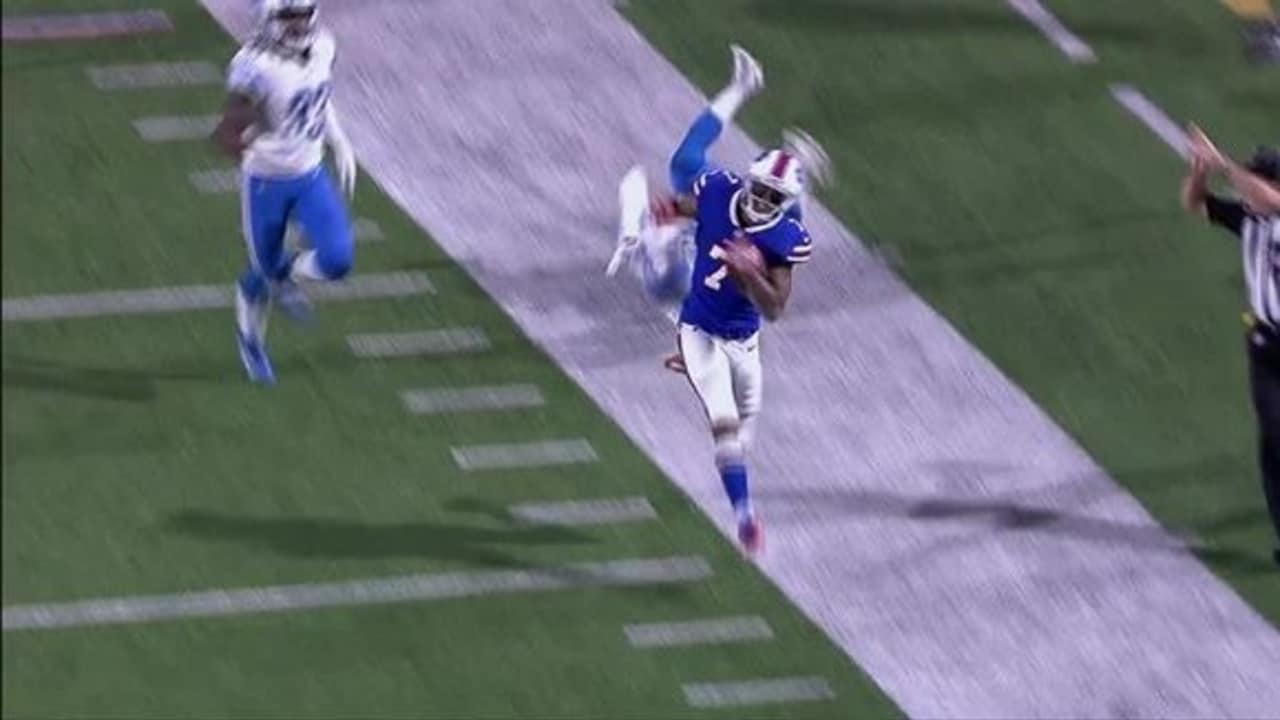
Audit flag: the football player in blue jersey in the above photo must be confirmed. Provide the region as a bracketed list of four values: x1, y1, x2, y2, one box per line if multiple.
[609, 46, 830, 554]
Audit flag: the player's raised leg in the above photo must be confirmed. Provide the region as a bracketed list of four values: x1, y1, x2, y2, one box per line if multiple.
[608, 46, 763, 305]
[286, 166, 354, 285]
[608, 166, 694, 313]
[669, 44, 764, 194]
[606, 164, 650, 278]
[679, 323, 761, 553]
[235, 174, 294, 384]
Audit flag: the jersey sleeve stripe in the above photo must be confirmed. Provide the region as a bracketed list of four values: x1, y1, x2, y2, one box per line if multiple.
[786, 254, 812, 264]
[693, 170, 718, 197]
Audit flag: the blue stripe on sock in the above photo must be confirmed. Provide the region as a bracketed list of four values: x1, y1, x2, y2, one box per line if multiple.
[720, 464, 749, 511]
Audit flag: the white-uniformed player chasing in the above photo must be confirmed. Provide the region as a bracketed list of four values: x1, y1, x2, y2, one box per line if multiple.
[211, 0, 357, 384]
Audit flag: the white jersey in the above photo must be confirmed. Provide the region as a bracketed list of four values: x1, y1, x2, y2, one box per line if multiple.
[226, 29, 336, 178]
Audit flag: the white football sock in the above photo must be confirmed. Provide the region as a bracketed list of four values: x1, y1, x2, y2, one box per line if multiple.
[235, 286, 270, 343]
[288, 250, 327, 281]
[709, 84, 748, 125]
[739, 413, 758, 454]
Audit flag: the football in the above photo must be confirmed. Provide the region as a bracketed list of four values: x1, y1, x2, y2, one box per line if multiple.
[733, 240, 766, 277]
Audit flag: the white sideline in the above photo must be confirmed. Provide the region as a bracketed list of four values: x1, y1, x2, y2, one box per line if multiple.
[1110, 85, 1191, 158]
[1007, 0, 1097, 63]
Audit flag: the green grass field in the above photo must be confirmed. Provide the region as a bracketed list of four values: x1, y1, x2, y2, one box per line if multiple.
[1, 1, 897, 717]
[626, 0, 1280, 619]
[3, 0, 1277, 717]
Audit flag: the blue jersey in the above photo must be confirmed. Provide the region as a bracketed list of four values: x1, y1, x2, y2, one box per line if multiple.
[678, 170, 812, 339]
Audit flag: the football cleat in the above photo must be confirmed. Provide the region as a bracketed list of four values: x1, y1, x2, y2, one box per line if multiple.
[274, 279, 314, 325]
[730, 44, 764, 97]
[237, 330, 275, 384]
[737, 514, 763, 555]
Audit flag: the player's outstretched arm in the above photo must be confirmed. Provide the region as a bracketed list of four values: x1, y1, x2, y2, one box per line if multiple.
[1222, 159, 1280, 213]
[651, 194, 697, 223]
[324, 103, 357, 198]
[1189, 123, 1280, 214]
[1181, 154, 1213, 216]
[211, 92, 260, 159]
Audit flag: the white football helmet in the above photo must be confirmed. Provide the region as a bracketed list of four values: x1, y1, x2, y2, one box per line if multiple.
[743, 148, 805, 224]
[254, 0, 319, 54]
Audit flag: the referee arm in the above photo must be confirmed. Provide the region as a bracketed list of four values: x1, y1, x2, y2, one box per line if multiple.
[1182, 154, 1247, 233]
[1220, 157, 1280, 214]
[1187, 124, 1280, 214]
[1181, 154, 1214, 215]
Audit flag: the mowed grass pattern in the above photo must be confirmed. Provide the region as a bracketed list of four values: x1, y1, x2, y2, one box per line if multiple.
[2, 1, 898, 717]
[624, 0, 1280, 620]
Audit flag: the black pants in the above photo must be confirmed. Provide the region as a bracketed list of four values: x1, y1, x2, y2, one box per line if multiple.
[1247, 323, 1280, 551]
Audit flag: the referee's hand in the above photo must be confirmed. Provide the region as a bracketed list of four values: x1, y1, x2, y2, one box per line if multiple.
[1187, 124, 1225, 169]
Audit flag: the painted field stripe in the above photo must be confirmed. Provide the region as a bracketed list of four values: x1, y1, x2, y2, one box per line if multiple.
[285, 219, 385, 247]
[2, 556, 712, 632]
[87, 60, 220, 90]
[282, 218, 385, 249]
[3, 10, 172, 41]
[133, 114, 219, 142]
[401, 384, 546, 414]
[352, 217, 384, 241]
[1006, 0, 1097, 63]
[1, 272, 433, 322]
[189, 168, 239, 194]
[1110, 85, 1190, 158]
[509, 496, 657, 526]
[190, 0, 1280, 715]
[452, 439, 598, 471]
[347, 328, 491, 358]
[682, 677, 835, 708]
[625, 615, 774, 648]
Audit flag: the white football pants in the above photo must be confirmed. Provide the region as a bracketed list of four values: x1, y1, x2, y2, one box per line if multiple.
[677, 322, 762, 436]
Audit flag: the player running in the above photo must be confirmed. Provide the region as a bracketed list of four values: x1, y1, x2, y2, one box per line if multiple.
[211, 0, 357, 384]
[609, 46, 831, 554]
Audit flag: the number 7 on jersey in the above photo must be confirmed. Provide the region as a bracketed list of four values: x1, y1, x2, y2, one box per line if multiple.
[704, 244, 730, 291]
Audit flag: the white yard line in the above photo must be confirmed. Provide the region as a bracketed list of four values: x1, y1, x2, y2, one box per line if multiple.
[1110, 84, 1191, 158]
[351, 217, 385, 241]
[87, 61, 220, 90]
[189, 168, 239, 193]
[682, 677, 835, 708]
[1007, 0, 1097, 63]
[200, 1, 1280, 716]
[510, 496, 657, 526]
[401, 384, 546, 414]
[3, 10, 172, 41]
[451, 439, 599, 471]
[2, 272, 433, 322]
[282, 218, 385, 247]
[346, 328, 491, 358]
[624, 616, 774, 648]
[133, 114, 219, 142]
[2, 556, 712, 632]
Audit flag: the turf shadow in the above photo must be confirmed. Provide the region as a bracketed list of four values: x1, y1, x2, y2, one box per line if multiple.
[164, 507, 598, 568]
[1, 353, 213, 402]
